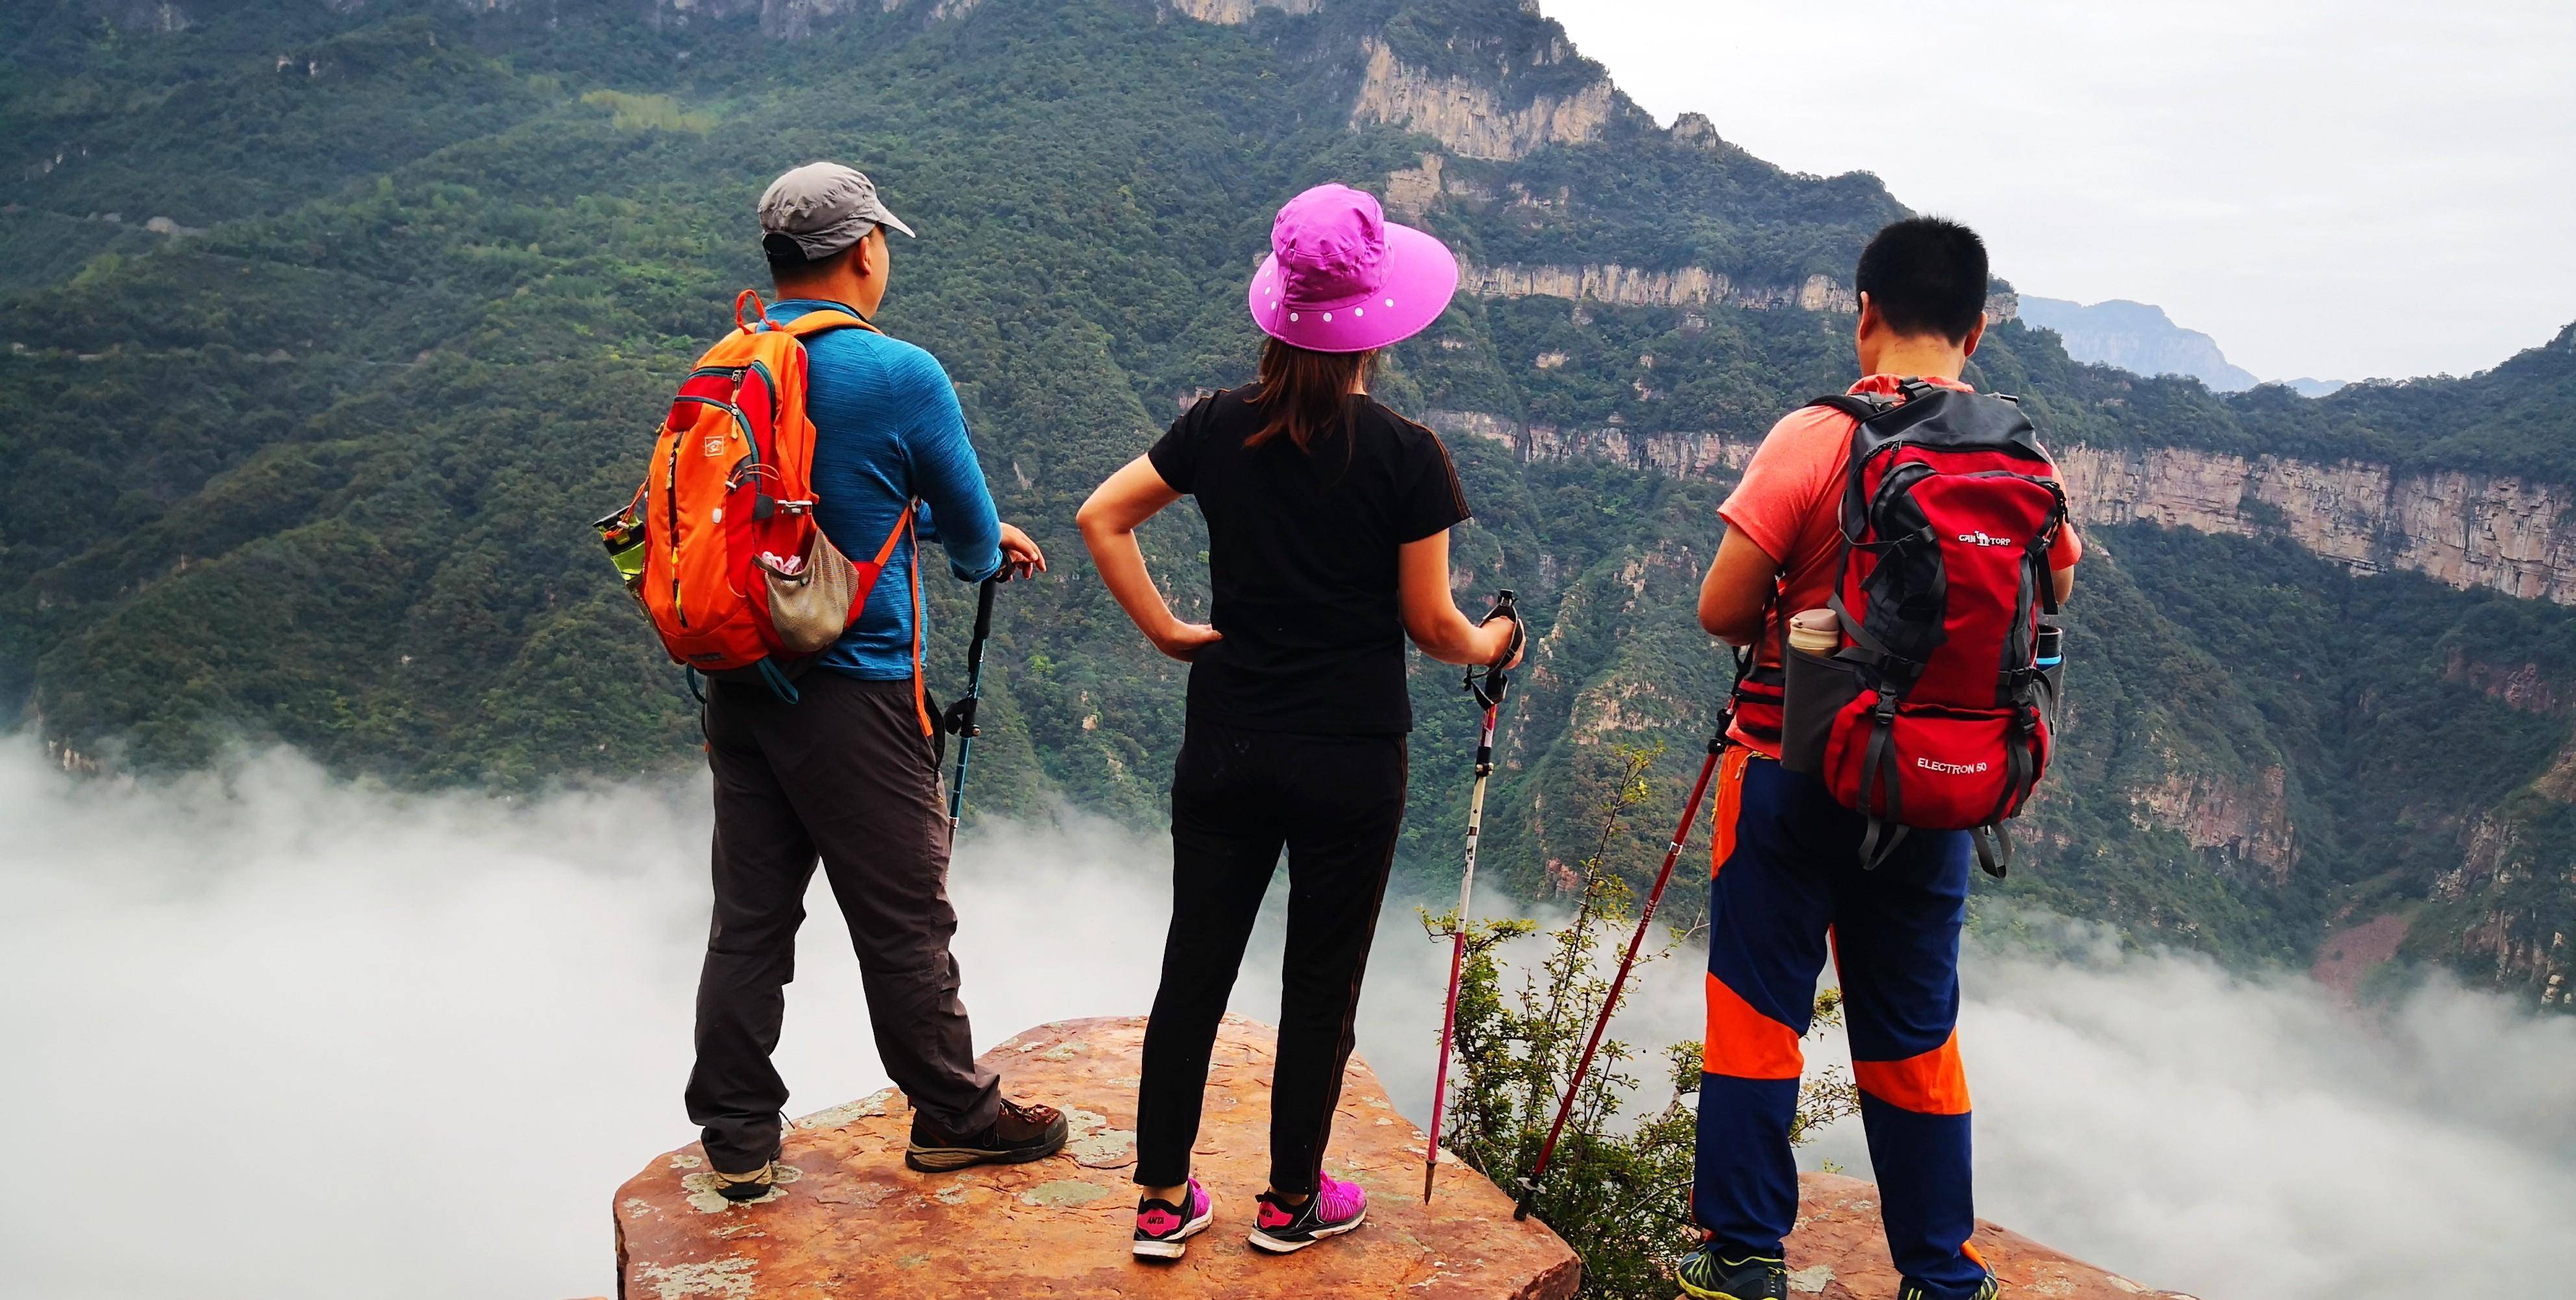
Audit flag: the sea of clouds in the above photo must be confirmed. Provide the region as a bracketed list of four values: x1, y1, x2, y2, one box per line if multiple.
[3, 739, 2570, 1298]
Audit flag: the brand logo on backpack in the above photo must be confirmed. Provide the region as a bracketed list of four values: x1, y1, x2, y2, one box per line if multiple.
[1916, 756, 1990, 776]
[1956, 531, 2014, 547]
[703, 436, 727, 457]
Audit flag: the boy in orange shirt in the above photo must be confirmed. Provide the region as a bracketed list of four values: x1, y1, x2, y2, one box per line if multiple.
[1676, 218, 2078, 1300]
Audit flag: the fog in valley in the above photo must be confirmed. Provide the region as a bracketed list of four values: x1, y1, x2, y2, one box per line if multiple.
[3, 740, 2570, 1299]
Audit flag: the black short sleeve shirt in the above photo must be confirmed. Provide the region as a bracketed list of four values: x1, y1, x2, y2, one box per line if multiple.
[1147, 387, 1472, 734]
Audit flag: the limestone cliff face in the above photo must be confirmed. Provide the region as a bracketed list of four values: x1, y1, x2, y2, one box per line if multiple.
[1463, 262, 1854, 312]
[2130, 766, 2297, 881]
[1351, 39, 1616, 161]
[1165, 0, 1320, 23]
[2056, 445, 2576, 606]
[1435, 404, 2576, 613]
[643, 0, 952, 36]
[1461, 262, 2020, 323]
[2440, 810, 2573, 999]
[1422, 409, 1755, 480]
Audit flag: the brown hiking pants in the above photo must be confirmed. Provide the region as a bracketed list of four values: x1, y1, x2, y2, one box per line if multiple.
[685, 671, 1000, 1171]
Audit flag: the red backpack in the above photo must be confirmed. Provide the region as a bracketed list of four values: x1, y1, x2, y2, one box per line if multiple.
[599, 291, 928, 729]
[1753, 381, 2069, 875]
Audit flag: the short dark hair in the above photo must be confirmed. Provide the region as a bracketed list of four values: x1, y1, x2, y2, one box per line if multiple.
[763, 230, 860, 277]
[1854, 217, 1989, 342]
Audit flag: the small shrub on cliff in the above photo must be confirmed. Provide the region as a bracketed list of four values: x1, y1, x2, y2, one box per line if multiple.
[1426, 744, 1857, 1300]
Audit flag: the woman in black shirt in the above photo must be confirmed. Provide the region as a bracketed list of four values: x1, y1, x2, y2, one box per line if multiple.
[1078, 183, 1520, 1260]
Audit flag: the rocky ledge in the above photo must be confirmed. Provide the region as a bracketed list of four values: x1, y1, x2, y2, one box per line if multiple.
[612, 1015, 1580, 1299]
[1783, 1173, 2198, 1299]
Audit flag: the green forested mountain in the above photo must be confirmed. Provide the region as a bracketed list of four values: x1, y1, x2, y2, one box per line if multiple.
[5, 0, 2572, 1003]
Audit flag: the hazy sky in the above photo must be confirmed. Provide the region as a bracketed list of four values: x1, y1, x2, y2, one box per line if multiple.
[5, 742, 2571, 1297]
[1542, 1, 2576, 383]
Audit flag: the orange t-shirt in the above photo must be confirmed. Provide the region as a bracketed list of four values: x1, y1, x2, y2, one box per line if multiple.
[1718, 374, 2082, 756]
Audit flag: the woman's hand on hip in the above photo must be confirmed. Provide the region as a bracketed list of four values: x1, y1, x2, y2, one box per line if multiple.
[1154, 621, 1223, 663]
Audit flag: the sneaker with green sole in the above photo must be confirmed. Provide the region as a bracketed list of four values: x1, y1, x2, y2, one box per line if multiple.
[1900, 1277, 2000, 1300]
[1676, 1244, 1788, 1300]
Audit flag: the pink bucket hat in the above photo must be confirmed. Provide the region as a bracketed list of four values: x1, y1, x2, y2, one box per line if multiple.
[1247, 183, 1459, 354]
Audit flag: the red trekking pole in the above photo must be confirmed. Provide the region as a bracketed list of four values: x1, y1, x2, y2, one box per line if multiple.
[1424, 590, 1522, 1204]
[1511, 725, 1728, 1220]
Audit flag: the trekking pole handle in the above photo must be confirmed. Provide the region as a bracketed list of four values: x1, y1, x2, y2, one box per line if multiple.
[1481, 588, 1524, 668]
[1469, 588, 1522, 710]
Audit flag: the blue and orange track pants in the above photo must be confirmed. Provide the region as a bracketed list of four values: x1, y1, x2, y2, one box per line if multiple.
[1694, 748, 1989, 1298]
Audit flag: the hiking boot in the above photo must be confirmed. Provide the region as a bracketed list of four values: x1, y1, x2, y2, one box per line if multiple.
[904, 1096, 1069, 1171]
[708, 1162, 781, 1203]
[1900, 1278, 2000, 1300]
[1131, 1177, 1214, 1260]
[1247, 1173, 1367, 1253]
[1676, 1244, 1788, 1300]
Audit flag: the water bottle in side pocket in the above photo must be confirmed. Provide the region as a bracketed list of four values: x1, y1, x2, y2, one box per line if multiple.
[1779, 608, 1863, 774]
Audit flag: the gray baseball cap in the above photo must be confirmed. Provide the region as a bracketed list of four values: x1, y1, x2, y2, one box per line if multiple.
[756, 162, 917, 260]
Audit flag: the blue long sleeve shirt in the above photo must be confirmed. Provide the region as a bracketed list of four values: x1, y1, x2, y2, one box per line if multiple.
[768, 299, 1002, 681]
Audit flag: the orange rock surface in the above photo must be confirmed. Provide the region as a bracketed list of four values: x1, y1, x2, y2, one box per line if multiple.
[1783, 1173, 2199, 1299]
[612, 1015, 1579, 1299]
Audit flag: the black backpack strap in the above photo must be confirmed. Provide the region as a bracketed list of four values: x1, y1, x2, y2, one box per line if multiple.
[1805, 392, 1896, 424]
[1856, 694, 1908, 869]
[1972, 823, 2012, 879]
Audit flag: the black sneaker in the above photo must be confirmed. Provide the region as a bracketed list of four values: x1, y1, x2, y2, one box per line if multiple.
[709, 1162, 780, 1203]
[1676, 1243, 1788, 1300]
[904, 1096, 1069, 1171]
[1900, 1277, 2000, 1300]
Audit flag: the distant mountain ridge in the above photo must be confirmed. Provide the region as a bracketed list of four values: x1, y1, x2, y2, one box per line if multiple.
[2018, 295, 2263, 392]
[2, 0, 2570, 1007]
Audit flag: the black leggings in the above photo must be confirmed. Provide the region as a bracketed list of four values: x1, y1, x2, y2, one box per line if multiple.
[1133, 719, 1409, 1195]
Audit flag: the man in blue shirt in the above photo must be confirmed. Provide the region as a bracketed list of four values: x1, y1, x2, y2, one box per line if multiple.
[687, 163, 1063, 1200]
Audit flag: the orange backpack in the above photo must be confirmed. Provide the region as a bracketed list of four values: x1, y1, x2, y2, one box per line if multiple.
[608, 291, 928, 727]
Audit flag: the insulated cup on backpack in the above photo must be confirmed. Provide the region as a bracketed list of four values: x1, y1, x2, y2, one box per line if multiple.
[1779, 608, 1862, 775]
[593, 502, 649, 597]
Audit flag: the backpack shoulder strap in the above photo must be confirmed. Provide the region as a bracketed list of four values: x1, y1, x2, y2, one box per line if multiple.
[1810, 392, 1898, 542]
[1805, 392, 1895, 423]
[730, 288, 886, 340]
[778, 308, 883, 339]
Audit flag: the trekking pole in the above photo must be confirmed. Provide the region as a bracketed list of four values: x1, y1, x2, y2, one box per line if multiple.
[1510, 724, 1728, 1220]
[1425, 590, 1523, 1205]
[943, 577, 1000, 830]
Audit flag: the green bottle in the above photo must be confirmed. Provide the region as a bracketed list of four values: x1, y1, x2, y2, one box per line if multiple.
[593, 505, 648, 593]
